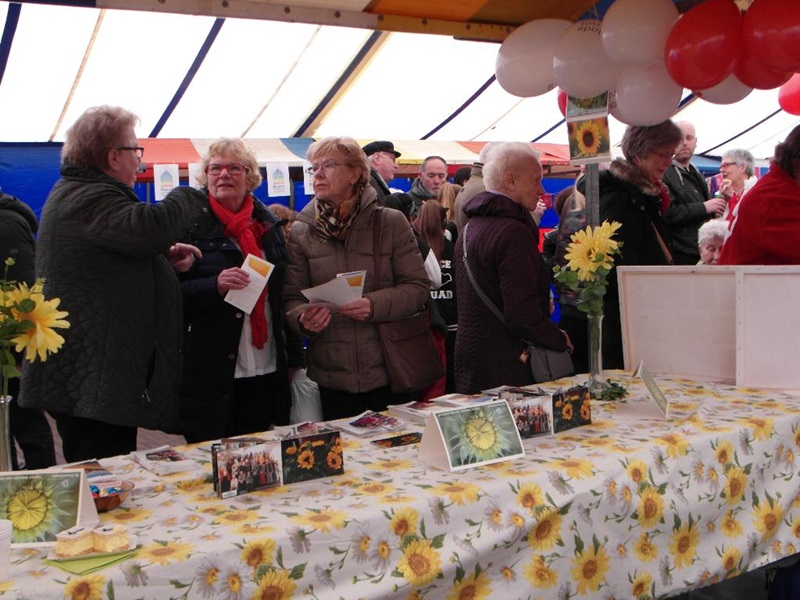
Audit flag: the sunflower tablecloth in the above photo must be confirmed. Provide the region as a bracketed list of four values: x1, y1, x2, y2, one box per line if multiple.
[5, 374, 800, 600]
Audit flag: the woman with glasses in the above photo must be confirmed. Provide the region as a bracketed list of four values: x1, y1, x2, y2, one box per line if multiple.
[19, 105, 202, 462]
[577, 119, 682, 370]
[283, 137, 430, 420]
[165, 138, 303, 443]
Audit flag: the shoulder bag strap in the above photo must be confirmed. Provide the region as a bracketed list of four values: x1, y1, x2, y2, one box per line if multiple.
[650, 222, 674, 265]
[372, 207, 383, 290]
[461, 222, 507, 326]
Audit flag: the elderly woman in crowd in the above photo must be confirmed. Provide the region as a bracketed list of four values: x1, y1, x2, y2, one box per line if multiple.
[283, 137, 430, 420]
[718, 148, 757, 223]
[583, 120, 682, 369]
[19, 105, 201, 462]
[696, 219, 728, 265]
[165, 139, 302, 443]
[456, 142, 571, 394]
[719, 124, 800, 265]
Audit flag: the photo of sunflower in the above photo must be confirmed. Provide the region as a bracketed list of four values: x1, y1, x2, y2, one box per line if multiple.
[281, 430, 344, 484]
[436, 403, 524, 469]
[0, 472, 81, 544]
[567, 117, 611, 163]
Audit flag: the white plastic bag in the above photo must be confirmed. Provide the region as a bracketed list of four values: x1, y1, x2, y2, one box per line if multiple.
[289, 369, 323, 424]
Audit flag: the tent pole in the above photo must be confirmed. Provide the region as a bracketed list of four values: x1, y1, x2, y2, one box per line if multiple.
[585, 163, 600, 227]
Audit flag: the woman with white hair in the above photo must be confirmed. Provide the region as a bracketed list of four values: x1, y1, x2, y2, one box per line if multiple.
[696, 219, 728, 265]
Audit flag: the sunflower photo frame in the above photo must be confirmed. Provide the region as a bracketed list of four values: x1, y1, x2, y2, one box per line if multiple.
[419, 400, 524, 472]
[0, 470, 98, 547]
[565, 91, 611, 165]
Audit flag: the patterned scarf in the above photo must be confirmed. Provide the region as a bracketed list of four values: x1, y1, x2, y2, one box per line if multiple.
[208, 193, 268, 349]
[313, 188, 364, 242]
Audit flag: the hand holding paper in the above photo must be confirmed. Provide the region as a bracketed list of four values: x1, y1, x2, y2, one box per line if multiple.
[223, 254, 275, 314]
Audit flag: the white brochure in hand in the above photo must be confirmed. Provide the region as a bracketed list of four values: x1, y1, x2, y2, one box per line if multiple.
[224, 254, 275, 314]
[299, 270, 366, 311]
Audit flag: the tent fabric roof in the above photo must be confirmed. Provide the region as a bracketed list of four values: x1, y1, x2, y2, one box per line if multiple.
[0, 0, 797, 162]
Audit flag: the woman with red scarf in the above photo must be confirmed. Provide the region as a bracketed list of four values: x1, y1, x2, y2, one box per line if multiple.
[168, 139, 303, 443]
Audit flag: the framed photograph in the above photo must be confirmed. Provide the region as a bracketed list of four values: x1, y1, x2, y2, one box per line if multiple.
[552, 385, 592, 433]
[215, 442, 282, 499]
[0, 471, 86, 546]
[509, 396, 553, 439]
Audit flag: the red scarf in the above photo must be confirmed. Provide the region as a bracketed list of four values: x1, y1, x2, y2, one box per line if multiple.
[208, 193, 268, 349]
[657, 184, 671, 215]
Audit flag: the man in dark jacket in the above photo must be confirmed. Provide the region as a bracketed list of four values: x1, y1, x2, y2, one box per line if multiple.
[363, 140, 400, 204]
[19, 106, 201, 462]
[408, 156, 448, 219]
[455, 142, 570, 394]
[0, 190, 57, 469]
[663, 121, 726, 265]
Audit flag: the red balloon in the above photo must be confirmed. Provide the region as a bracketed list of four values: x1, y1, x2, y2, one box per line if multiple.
[664, 0, 743, 90]
[743, 0, 800, 72]
[557, 88, 567, 117]
[778, 73, 800, 115]
[734, 51, 793, 90]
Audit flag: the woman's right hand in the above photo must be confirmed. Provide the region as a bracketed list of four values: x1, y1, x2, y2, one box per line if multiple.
[216, 267, 250, 295]
[299, 305, 332, 334]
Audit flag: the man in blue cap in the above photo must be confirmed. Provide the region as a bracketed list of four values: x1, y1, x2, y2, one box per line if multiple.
[362, 141, 400, 205]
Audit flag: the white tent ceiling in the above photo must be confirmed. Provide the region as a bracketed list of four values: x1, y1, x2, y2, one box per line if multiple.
[0, 1, 798, 160]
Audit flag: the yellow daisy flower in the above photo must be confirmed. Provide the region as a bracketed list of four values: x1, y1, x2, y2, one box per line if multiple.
[139, 540, 193, 565]
[430, 481, 480, 505]
[637, 486, 665, 528]
[571, 543, 610, 595]
[8, 283, 70, 362]
[516, 482, 544, 511]
[64, 573, 105, 600]
[528, 508, 562, 551]
[397, 538, 442, 586]
[524, 554, 558, 589]
[390, 507, 420, 538]
[292, 508, 347, 533]
[446, 570, 493, 600]
[631, 570, 653, 599]
[564, 221, 621, 281]
[241, 538, 275, 570]
[669, 523, 700, 568]
[253, 569, 296, 600]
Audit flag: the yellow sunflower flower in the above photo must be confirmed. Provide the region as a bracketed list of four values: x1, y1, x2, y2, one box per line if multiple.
[430, 481, 481, 505]
[637, 486, 665, 528]
[397, 538, 442, 586]
[516, 482, 544, 511]
[390, 507, 419, 538]
[64, 573, 105, 600]
[724, 466, 747, 506]
[573, 120, 604, 156]
[297, 449, 315, 470]
[715, 441, 734, 465]
[291, 508, 347, 533]
[753, 500, 784, 538]
[631, 570, 654, 599]
[669, 523, 700, 568]
[627, 459, 648, 484]
[9, 283, 70, 362]
[549, 458, 594, 479]
[524, 554, 558, 589]
[446, 570, 493, 600]
[722, 511, 744, 538]
[633, 533, 658, 562]
[721, 546, 742, 571]
[241, 538, 275, 570]
[253, 569, 296, 600]
[138, 540, 193, 565]
[571, 543, 610, 595]
[528, 508, 562, 551]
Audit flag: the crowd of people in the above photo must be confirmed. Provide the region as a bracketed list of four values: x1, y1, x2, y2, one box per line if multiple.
[3, 104, 799, 466]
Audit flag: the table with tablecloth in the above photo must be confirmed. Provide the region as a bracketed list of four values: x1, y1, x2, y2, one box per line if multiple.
[4, 373, 800, 599]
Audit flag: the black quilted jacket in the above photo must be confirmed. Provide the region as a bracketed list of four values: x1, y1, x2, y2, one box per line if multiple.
[19, 164, 200, 430]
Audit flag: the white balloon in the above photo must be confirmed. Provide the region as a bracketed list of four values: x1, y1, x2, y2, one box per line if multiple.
[495, 19, 572, 97]
[601, 0, 679, 66]
[697, 74, 753, 104]
[554, 20, 621, 99]
[611, 64, 683, 126]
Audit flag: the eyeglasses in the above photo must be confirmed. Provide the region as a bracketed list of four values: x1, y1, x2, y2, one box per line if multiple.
[116, 146, 144, 158]
[305, 160, 348, 175]
[720, 161, 738, 168]
[652, 150, 674, 161]
[206, 163, 248, 176]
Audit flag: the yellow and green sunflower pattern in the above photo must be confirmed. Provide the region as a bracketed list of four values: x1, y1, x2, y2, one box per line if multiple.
[5, 374, 800, 599]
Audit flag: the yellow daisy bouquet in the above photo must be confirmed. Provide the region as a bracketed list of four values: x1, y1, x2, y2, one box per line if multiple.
[0, 257, 70, 399]
[553, 221, 622, 316]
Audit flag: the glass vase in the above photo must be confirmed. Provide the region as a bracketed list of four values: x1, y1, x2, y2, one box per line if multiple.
[587, 314, 611, 398]
[0, 397, 11, 471]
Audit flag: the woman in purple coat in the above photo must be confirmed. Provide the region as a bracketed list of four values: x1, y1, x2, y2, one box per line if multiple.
[455, 142, 572, 394]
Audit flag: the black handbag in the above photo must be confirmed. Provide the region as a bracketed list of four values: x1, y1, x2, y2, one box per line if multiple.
[461, 223, 573, 384]
[372, 209, 444, 393]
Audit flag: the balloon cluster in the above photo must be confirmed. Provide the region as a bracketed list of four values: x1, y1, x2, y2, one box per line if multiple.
[494, 0, 800, 124]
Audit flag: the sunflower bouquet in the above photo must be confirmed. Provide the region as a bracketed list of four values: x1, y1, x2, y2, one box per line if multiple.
[0, 257, 70, 400]
[553, 221, 626, 400]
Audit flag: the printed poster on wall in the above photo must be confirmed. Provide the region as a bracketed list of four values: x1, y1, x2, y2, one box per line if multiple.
[188, 162, 203, 189]
[303, 161, 314, 195]
[153, 164, 179, 201]
[266, 162, 290, 197]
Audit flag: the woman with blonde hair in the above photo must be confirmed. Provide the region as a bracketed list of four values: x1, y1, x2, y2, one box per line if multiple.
[435, 181, 460, 242]
[283, 137, 431, 419]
